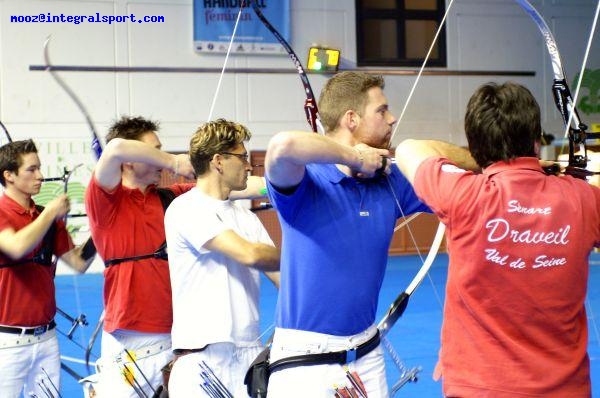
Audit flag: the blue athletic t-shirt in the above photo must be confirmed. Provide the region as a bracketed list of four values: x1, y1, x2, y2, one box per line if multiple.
[267, 164, 429, 336]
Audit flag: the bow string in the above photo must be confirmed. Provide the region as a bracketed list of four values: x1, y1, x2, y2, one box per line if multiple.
[378, 0, 457, 338]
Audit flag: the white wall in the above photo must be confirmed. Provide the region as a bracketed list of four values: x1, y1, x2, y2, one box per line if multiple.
[0, 0, 597, 272]
[1, 0, 597, 149]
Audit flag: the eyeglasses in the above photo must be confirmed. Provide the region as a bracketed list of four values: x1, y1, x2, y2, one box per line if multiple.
[221, 152, 249, 162]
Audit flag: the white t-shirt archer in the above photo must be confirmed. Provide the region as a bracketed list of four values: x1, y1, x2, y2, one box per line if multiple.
[165, 188, 274, 350]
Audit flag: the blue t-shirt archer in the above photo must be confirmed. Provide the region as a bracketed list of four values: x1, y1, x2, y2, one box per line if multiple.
[267, 163, 429, 336]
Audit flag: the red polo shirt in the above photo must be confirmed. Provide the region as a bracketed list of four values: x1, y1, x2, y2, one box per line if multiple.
[85, 175, 193, 333]
[0, 194, 72, 326]
[415, 157, 600, 398]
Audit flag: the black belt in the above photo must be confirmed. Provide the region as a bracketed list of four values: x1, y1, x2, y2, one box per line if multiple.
[269, 330, 381, 373]
[0, 320, 56, 336]
[104, 242, 168, 267]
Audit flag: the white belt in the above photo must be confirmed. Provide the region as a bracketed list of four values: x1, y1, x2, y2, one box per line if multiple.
[96, 339, 172, 376]
[0, 328, 56, 349]
[117, 339, 172, 362]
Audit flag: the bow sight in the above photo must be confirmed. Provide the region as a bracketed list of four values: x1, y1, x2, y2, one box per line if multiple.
[551, 78, 600, 179]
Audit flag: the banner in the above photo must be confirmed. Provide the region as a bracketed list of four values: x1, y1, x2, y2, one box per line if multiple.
[193, 0, 289, 54]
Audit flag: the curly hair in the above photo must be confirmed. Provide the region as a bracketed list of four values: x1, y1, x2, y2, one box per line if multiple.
[190, 119, 251, 175]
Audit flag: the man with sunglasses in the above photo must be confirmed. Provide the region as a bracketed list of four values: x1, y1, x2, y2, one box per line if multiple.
[164, 119, 279, 397]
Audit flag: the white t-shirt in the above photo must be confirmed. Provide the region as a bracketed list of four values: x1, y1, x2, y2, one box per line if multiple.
[165, 188, 274, 349]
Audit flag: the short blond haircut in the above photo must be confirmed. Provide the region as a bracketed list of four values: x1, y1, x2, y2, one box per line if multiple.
[318, 71, 385, 133]
[189, 119, 251, 175]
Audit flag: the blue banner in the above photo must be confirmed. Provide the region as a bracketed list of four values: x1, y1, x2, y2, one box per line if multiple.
[193, 0, 290, 54]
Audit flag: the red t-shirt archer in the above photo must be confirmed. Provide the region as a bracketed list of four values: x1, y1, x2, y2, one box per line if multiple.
[0, 194, 72, 326]
[85, 174, 193, 333]
[415, 157, 600, 398]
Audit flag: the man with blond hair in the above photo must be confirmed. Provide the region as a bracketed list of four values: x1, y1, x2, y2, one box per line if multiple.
[165, 119, 279, 397]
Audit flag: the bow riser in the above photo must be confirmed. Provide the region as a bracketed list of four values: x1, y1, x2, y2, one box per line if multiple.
[517, 0, 600, 180]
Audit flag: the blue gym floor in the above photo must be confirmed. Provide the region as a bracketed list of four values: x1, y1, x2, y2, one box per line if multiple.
[53, 252, 600, 397]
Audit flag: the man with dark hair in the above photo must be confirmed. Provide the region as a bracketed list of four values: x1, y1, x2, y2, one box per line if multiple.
[165, 119, 279, 397]
[0, 139, 93, 397]
[85, 116, 266, 396]
[264, 71, 476, 396]
[464, 81, 541, 166]
[85, 116, 195, 397]
[394, 81, 600, 397]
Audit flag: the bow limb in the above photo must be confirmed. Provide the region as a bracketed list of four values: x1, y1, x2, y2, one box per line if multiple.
[56, 164, 89, 356]
[43, 36, 103, 161]
[84, 311, 104, 374]
[0, 121, 12, 143]
[378, 222, 446, 337]
[63, 161, 102, 374]
[251, 1, 323, 134]
[0, 123, 10, 196]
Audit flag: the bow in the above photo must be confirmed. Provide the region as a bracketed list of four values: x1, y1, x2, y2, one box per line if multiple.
[515, 0, 600, 179]
[250, 1, 323, 134]
[371, 2, 459, 391]
[205, 0, 322, 134]
[380, 0, 600, 343]
[382, 1, 599, 393]
[514, 3, 600, 379]
[43, 36, 104, 374]
[252, 0, 450, 393]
